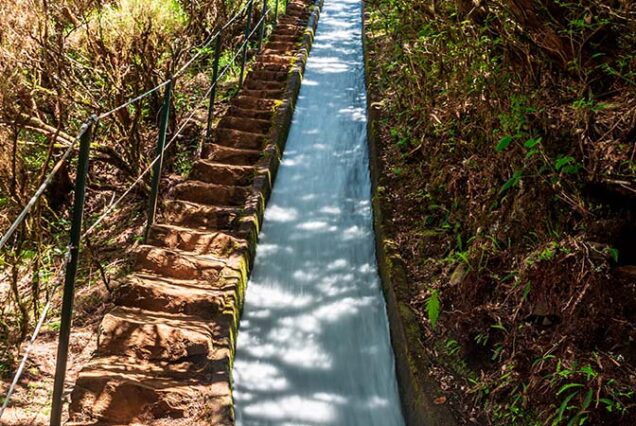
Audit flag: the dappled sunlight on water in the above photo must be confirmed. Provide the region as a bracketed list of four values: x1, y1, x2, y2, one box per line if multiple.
[233, 0, 405, 424]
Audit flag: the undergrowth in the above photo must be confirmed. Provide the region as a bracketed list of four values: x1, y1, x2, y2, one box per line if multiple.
[366, 0, 636, 424]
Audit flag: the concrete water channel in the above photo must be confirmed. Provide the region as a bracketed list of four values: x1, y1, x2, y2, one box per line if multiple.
[232, 0, 406, 424]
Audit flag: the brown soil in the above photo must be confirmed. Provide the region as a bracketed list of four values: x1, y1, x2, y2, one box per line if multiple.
[0, 285, 109, 426]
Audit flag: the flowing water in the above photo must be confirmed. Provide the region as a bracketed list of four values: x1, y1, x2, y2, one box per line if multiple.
[232, 0, 405, 424]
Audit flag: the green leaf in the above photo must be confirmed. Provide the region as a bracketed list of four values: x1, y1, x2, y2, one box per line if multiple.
[500, 170, 523, 194]
[526, 148, 539, 159]
[557, 383, 583, 396]
[607, 248, 619, 263]
[581, 388, 593, 409]
[556, 391, 580, 424]
[491, 322, 507, 332]
[522, 281, 532, 300]
[599, 398, 615, 412]
[524, 137, 542, 149]
[580, 365, 597, 380]
[496, 135, 514, 152]
[555, 156, 575, 171]
[426, 290, 441, 329]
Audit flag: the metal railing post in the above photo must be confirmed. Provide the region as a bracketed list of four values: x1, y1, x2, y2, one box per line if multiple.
[274, 0, 280, 23]
[239, 0, 254, 87]
[50, 118, 95, 426]
[205, 34, 223, 145]
[258, 0, 268, 51]
[144, 79, 173, 241]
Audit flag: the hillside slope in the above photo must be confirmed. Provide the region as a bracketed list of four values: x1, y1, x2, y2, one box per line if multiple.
[365, 1, 636, 424]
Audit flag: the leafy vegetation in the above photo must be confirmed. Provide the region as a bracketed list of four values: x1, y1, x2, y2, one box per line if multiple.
[366, 0, 636, 424]
[0, 0, 254, 385]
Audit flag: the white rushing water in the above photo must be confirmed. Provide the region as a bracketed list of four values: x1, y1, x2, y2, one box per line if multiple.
[232, 0, 405, 424]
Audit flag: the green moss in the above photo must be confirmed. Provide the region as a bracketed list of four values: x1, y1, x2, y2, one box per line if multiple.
[398, 302, 421, 345]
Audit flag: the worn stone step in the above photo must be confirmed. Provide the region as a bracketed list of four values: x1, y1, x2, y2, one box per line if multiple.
[218, 115, 272, 134]
[244, 78, 286, 91]
[279, 16, 308, 25]
[204, 144, 262, 166]
[227, 105, 274, 121]
[190, 160, 255, 187]
[231, 95, 278, 110]
[258, 53, 294, 65]
[134, 244, 227, 281]
[286, 9, 309, 18]
[263, 41, 297, 53]
[213, 127, 267, 150]
[161, 199, 240, 230]
[174, 180, 250, 206]
[96, 307, 217, 361]
[277, 21, 308, 31]
[147, 223, 246, 256]
[270, 34, 301, 44]
[248, 69, 289, 82]
[275, 22, 305, 30]
[239, 88, 285, 100]
[253, 61, 292, 73]
[272, 29, 304, 38]
[115, 275, 233, 319]
[286, 3, 309, 12]
[70, 356, 232, 425]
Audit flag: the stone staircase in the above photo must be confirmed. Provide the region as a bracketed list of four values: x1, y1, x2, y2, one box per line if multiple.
[68, 1, 321, 424]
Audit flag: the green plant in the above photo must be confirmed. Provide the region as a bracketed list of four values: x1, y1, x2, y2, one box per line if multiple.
[48, 319, 61, 331]
[445, 339, 461, 356]
[426, 290, 441, 329]
[555, 156, 582, 175]
[500, 170, 522, 194]
[605, 247, 619, 263]
[92, 0, 187, 47]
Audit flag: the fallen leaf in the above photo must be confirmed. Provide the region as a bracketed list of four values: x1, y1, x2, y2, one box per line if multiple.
[434, 396, 447, 405]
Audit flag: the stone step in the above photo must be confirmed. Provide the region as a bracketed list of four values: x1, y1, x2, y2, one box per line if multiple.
[248, 69, 289, 82]
[161, 199, 240, 231]
[96, 307, 217, 361]
[270, 34, 301, 44]
[287, 3, 309, 12]
[239, 88, 285, 100]
[275, 23, 305, 31]
[231, 95, 278, 110]
[204, 144, 262, 166]
[263, 41, 297, 53]
[227, 105, 274, 121]
[70, 356, 232, 425]
[147, 224, 246, 256]
[278, 17, 308, 26]
[244, 78, 286, 91]
[218, 115, 272, 135]
[258, 53, 295, 65]
[253, 61, 292, 73]
[174, 180, 250, 207]
[115, 275, 233, 319]
[286, 9, 309, 18]
[213, 127, 268, 150]
[190, 160, 255, 186]
[134, 244, 227, 281]
[272, 29, 304, 38]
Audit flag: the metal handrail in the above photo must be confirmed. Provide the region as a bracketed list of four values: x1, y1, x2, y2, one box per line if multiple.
[0, 0, 256, 251]
[0, 0, 289, 423]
